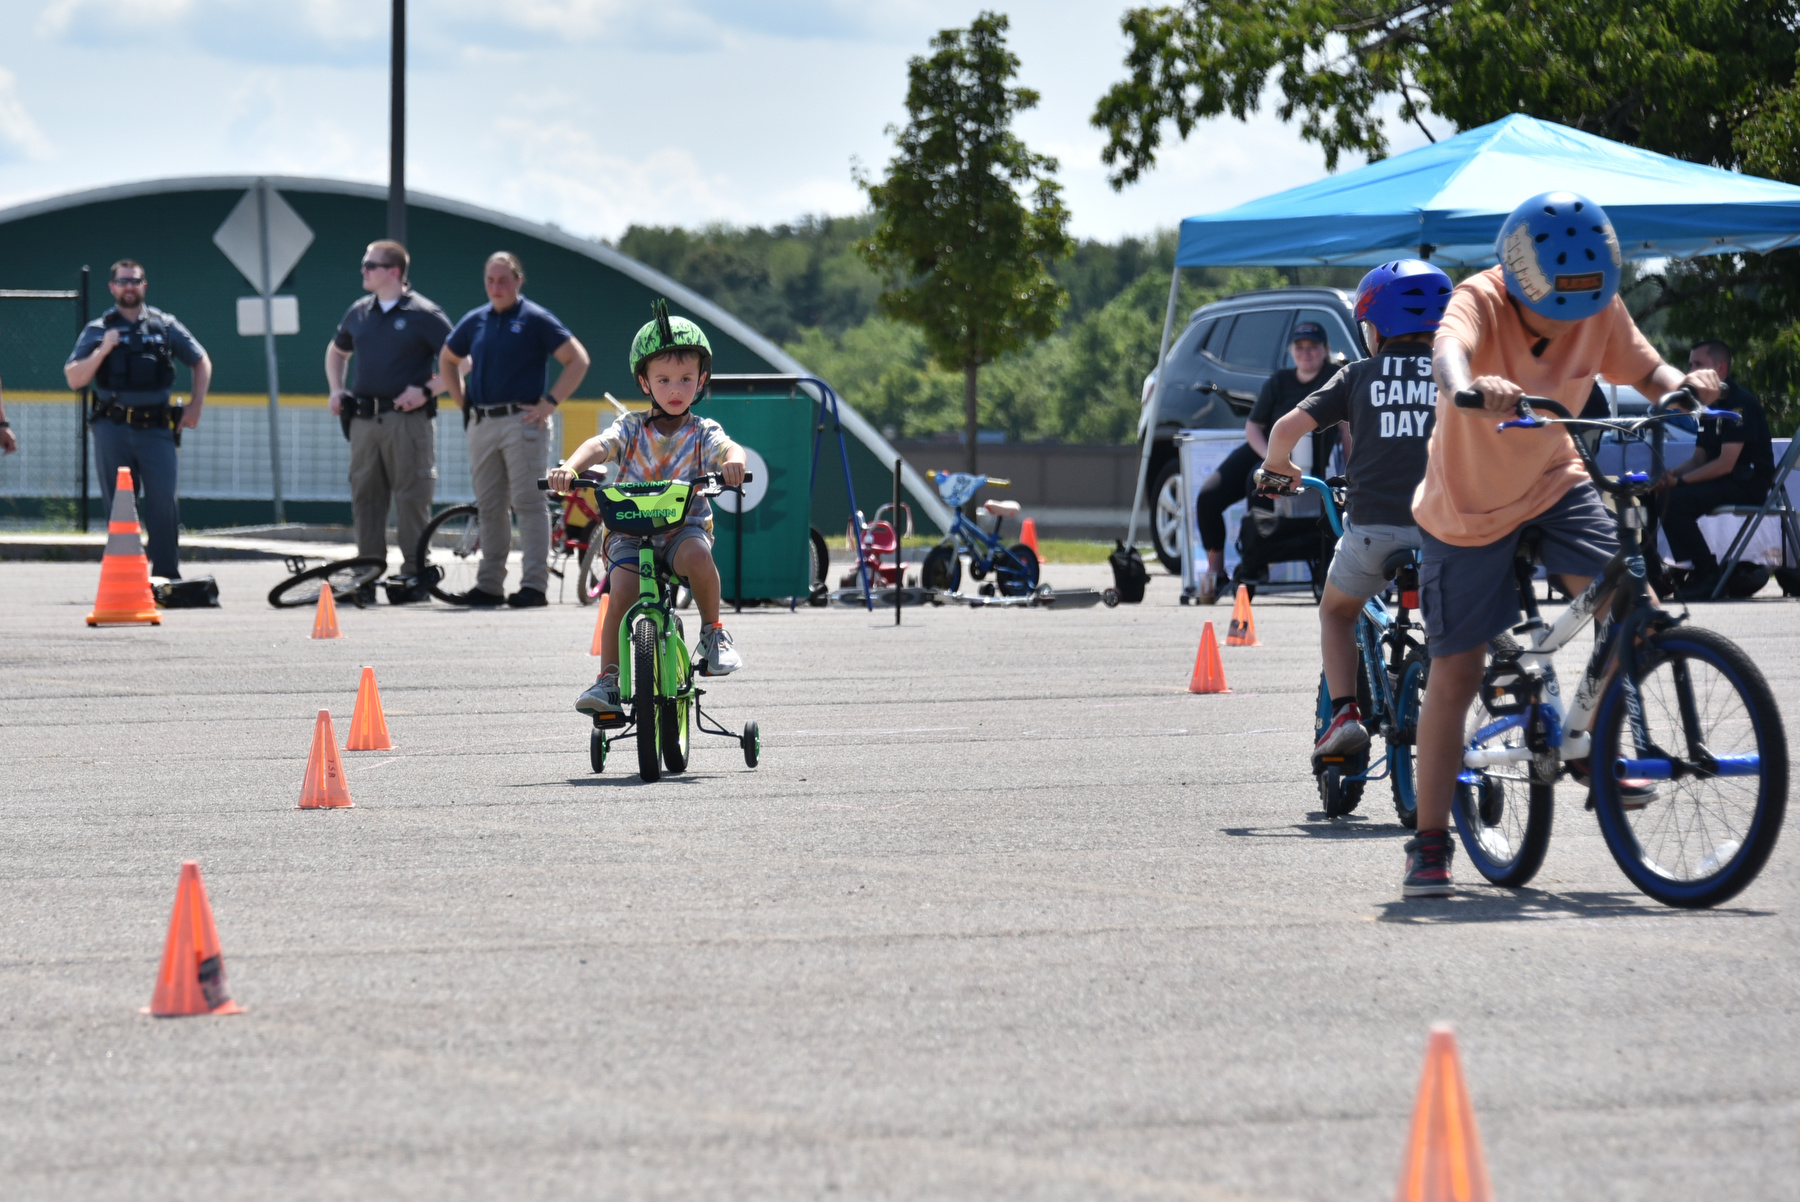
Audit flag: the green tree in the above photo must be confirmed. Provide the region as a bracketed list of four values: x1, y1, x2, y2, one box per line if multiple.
[1091, 1, 1800, 430]
[860, 11, 1074, 471]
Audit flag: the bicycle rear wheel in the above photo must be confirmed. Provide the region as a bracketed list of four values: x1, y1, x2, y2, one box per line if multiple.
[576, 541, 608, 606]
[1592, 626, 1787, 908]
[633, 617, 661, 781]
[416, 504, 481, 602]
[1451, 694, 1553, 887]
[267, 557, 386, 608]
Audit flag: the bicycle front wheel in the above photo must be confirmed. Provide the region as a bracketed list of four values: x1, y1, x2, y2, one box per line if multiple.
[633, 617, 661, 782]
[1592, 626, 1787, 908]
[1389, 652, 1427, 829]
[416, 504, 481, 603]
[267, 557, 386, 608]
[1451, 693, 1553, 887]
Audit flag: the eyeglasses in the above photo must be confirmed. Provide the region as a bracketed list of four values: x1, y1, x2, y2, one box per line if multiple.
[111, 277, 145, 286]
[361, 260, 399, 272]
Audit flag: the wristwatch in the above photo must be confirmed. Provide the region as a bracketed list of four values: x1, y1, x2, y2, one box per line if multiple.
[541, 392, 559, 408]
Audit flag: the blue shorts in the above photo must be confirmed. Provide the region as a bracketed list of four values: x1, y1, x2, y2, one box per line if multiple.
[1419, 484, 1618, 657]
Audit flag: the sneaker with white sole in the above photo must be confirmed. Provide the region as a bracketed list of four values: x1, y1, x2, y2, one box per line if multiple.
[698, 624, 742, 675]
[575, 671, 622, 717]
[1314, 703, 1371, 761]
[1402, 830, 1455, 898]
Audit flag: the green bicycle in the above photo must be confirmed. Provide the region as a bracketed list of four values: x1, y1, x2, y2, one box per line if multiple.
[539, 470, 761, 781]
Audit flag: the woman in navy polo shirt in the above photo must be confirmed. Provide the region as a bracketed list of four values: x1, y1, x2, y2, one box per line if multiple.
[440, 252, 591, 607]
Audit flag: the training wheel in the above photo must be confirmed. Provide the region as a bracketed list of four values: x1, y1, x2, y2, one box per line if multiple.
[741, 720, 760, 769]
[1318, 766, 1361, 818]
[1103, 588, 1120, 608]
[590, 726, 608, 773]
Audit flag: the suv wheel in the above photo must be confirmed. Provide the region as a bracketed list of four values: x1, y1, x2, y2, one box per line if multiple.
[1149, 459, 1184, 574]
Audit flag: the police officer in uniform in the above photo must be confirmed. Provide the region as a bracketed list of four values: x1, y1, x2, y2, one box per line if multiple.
[324, 240, 451, 600]
[63, 259, 211, 579]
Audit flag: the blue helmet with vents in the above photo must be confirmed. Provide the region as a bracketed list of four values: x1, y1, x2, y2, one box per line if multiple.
[1353, 259, 1453, 340]
[1495, 191, 1623, 320]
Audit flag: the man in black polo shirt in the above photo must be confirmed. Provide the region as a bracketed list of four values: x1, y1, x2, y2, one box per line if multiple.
[1651, 339, 1777, 599]
[324, 240, 452, 599]
[440, 252, 589, 607]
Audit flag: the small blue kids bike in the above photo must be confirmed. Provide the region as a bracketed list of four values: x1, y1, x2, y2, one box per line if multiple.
[918, 471, 1041, 597]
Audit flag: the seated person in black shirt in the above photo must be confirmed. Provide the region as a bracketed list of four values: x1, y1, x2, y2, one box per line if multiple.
[1192, 321, 1331, 601]
[1651, 340, 1776, 599]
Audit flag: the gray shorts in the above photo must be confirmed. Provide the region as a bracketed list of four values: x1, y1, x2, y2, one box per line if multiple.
[1419, 484, 1618, 657]
[605, 525, 712, 574]
[1326, 522, 1422, 599]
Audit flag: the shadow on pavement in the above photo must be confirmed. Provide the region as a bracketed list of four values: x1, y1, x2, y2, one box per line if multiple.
[1222, 815, 1412, 840]
[1373, 888, 1777, 924]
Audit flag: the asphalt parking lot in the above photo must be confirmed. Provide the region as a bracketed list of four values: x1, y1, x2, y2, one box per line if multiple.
[1, 559, 1795, 1201]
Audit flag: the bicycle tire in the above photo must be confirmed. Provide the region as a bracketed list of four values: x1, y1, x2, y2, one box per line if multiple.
[661, 695, 691, 773]
[920, 543, 959, 592]
[1001, 544, 1040, 596]
[1451, 692, 1553, 887]
[633, 617, 661, 781]
[266, 557, 386, 609]
[1389, 652, 1428, 829]
[1312, 669, 1367, 815]
[415, 504, 481, 603]
[809, 527, 830, 589]
[1591, 626, 1787, 908]
[576, 540, 608, 606]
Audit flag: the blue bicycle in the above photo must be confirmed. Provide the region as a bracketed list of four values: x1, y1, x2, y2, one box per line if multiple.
[918, 471, 1041, 597]
[1292, 475, 1429, 825]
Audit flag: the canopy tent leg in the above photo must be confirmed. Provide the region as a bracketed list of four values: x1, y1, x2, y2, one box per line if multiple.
[1125, 264, 1184, 549]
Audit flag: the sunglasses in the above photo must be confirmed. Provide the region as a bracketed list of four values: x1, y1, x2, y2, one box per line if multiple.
[111, 277, 145, 286]
[361, 260, 399, 272]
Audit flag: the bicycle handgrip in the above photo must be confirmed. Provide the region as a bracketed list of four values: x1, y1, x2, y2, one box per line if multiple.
[1453, 388, 1486, 409]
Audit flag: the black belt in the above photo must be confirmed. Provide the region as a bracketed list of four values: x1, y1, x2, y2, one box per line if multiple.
[93, 402, 176, 430]
[349, 394, 399, 418]
[472, 403, 535, 422]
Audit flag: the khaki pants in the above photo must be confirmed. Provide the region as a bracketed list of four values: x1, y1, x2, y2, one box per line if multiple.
[348, 409, 436, 575]
[466, 413, 553, 595]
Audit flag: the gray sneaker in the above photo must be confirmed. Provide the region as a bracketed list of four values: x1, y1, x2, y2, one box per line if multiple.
[699, 624, 742, 676]
[575, 671, 622, 717]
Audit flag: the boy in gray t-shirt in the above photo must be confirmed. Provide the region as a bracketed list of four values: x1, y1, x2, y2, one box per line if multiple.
[1254, 260, 1451, 765]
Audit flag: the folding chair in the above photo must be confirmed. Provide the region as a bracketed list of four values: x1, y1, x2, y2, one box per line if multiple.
[1709, 436, 1800, 599]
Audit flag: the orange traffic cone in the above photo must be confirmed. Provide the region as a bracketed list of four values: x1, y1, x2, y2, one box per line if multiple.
[1226, 584, 1260, 646]
[298, 709, 354, 809]
[1188, 621, 1229, 693]
[310, 581, 342, 639]
[1019, 517, 1040, 555]
[86, 467, 161, 627]
[589, 593, 609, 656]
[346, 666, 393, 750]
[143, 861, 242, 1017]
[1394, 1025, 1493, 1202]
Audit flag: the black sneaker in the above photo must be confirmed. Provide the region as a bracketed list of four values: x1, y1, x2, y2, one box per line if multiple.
[507, 587, 548, 608]
[460, 588, 506, 608]
[1401, 830, 1455, 898]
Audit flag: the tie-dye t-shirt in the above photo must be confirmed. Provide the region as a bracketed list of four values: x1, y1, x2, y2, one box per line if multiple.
[587, 411, 738, 530]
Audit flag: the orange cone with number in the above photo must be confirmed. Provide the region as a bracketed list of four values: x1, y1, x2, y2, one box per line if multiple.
[1394, 1025, 1493, 1202]
[1226, 584, 1260, 646]
[309, 580, 343, 639]
[346, 666, 393, 750]
[589, 593, 609, 656]
[143, 861, 242, 1017]
[86, 467, 161, 627]
[1019, 517, 1039, 555]
[298, 709, 354, 808]
[1188, 622, 1229, 693]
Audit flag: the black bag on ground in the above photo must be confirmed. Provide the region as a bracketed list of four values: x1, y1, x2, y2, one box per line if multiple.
[153, 576, 220, 608]
[1775, 565, 1800, 597]
[1109, 540, 1148, 604]
[1726, 561, 1771, 599]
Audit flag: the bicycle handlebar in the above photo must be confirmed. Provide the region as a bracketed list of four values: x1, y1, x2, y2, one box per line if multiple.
[536, 470, 753, 494]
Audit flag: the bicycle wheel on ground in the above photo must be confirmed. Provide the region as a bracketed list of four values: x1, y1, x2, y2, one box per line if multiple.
[576, 541, 608, 606]
[742, 720, 760, 768]
[1001, 544, 1040, 596]
[920, 543, 960, 592]
[416, 504, 481, 603]
[589, 726, 607, 773]
[660, 696, 691, 773]
[267, 557, 387, 609]
[1451, 692, 1553, 887]
[1591, 626, 1787, 908]
[1312, 670, 1366, 816]
[1389, 652, 1428, 829]
[633, 618, 661, 781]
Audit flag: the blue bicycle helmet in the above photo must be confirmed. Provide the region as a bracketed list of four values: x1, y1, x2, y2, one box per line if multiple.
[1353, 259, 1453, 339]
[1496, 190, 1622, 320]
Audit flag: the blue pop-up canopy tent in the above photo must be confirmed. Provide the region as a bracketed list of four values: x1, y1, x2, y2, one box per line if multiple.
[1127, 114, 1800, 546]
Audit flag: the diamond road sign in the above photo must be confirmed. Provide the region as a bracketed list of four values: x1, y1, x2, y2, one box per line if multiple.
[213, 184, 314, 294]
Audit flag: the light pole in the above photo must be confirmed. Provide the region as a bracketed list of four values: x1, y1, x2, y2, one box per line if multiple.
[388, 0, 406, 245]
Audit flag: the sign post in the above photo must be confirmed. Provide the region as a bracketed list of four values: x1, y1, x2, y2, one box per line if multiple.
[257, 181, 284, 522]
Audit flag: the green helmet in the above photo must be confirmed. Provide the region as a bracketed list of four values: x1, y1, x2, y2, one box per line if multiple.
[630, 297, 712, 380]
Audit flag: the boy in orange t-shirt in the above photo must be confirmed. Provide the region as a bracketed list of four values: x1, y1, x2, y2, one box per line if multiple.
[1401, 191, 1721, 899]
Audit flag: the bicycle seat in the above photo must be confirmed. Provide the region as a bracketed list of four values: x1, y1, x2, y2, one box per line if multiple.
[981, 499, 1021, 518]
[866, 521, 898, 555]
[1380, 548, 1419, 580]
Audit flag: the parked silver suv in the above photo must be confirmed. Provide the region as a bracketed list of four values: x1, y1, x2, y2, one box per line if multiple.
[1140, 287, 1364, 571]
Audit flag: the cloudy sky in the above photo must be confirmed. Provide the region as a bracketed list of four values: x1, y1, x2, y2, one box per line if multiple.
[0, 0, 1451, 242]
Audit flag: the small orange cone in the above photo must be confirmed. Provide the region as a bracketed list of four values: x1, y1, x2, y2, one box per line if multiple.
[310, 582, 342, 639]
[298, 709, 354, 809]
[86, 467, 161, 627]
[143, 861, 242, 1017]
[1188, 621, 1229, 693]
[1019, 516, 1040, 555]
[1394, 1025, 1493, 1202]
[346, 666, 394, 750]
[1226, 584, 1260, 646]
[589, 593, 609, 656]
